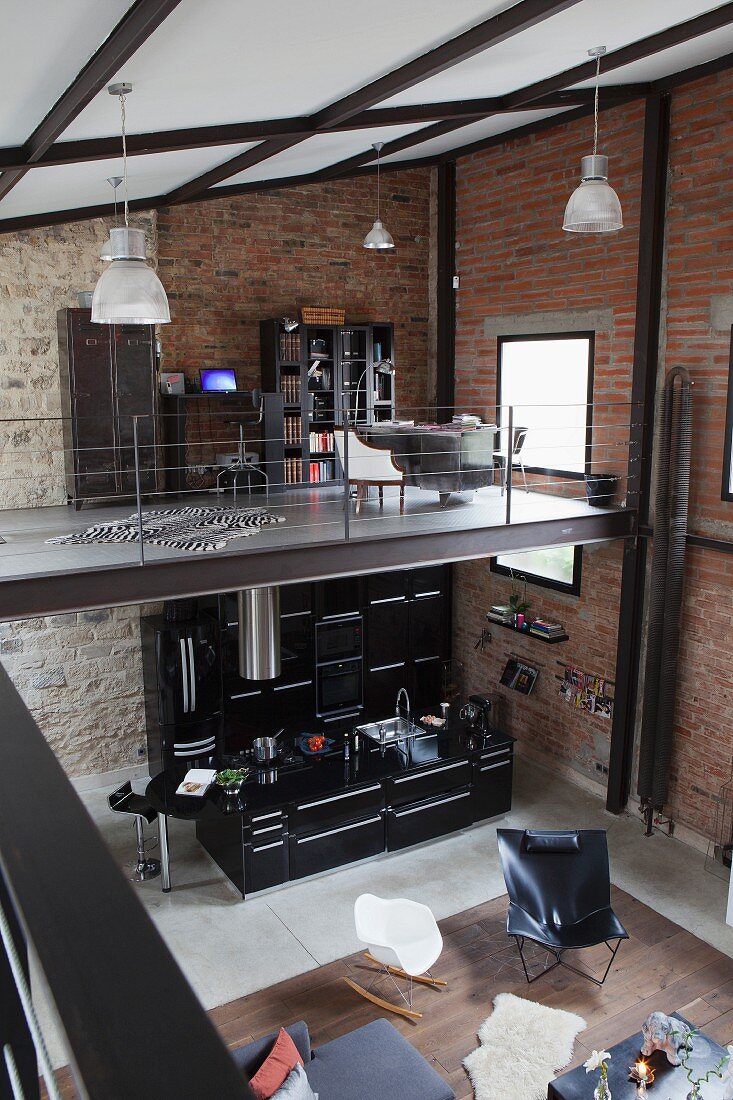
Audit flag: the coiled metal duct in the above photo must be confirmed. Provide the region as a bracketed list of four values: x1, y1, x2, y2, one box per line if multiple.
[638, 367, 692, 811]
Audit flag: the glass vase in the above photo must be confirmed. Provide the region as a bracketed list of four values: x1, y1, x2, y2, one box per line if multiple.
[594, 1081, 611, 1100]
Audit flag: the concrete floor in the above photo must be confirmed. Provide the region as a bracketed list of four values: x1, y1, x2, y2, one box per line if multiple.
[0, 483, 616, 580]
[35, 757, 732, 1070]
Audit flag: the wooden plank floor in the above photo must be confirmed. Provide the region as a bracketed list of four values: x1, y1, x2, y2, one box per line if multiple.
[42, 887, 733, 1098]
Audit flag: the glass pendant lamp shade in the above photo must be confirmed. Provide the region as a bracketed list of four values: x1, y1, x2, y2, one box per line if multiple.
[363, 218, 394, 250]
[91, 227, 170, 324]
[563, 154, 623, 234]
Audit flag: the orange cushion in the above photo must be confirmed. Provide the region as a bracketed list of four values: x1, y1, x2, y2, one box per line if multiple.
[248, 1028, 304, 1100]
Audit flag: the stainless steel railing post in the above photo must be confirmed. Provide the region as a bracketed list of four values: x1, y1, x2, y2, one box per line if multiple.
[132, 416, 145, 565]
[342, 396, 350, 541]
[505, 405, 513, 525]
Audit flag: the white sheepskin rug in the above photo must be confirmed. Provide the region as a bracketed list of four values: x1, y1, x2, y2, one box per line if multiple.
[463, 992, 586, 1100]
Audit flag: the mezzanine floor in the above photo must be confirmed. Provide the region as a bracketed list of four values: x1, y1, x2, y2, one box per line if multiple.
[0, 483, 633, 618]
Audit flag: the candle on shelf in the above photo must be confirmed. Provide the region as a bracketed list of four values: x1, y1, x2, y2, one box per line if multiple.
[634, 1061, 649, 1096]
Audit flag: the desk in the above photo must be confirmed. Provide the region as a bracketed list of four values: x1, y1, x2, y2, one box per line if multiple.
[362, 424, 497, 504]
[548, 1015, 728, 1099]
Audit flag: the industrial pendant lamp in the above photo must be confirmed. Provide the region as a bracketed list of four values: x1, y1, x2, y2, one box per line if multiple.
[99, 176, 122, 261]
[92, 83, 170, 324]
[562, 46, 623, 234]
[363, 142, 395, 250]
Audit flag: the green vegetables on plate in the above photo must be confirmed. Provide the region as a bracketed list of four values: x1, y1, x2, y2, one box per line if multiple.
[215, 767, 250, 787]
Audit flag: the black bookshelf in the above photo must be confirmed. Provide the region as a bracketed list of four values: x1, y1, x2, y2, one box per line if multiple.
[491, 620, 569, 644]
[260, 318, 395, 491]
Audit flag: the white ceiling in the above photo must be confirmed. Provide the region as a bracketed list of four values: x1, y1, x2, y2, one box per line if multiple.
[1, 0, 732, 224]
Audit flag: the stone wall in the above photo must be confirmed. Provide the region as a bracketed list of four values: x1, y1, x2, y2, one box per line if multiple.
[0, 212, 156, 508]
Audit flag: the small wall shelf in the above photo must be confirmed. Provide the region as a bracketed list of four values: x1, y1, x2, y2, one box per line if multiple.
[495, 621, 569, 644]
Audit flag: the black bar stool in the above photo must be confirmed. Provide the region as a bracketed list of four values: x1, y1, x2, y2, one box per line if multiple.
[108, 782, 161, 883]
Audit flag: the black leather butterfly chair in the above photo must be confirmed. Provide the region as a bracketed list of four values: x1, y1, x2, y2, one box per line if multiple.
[497, 829, 628, 986]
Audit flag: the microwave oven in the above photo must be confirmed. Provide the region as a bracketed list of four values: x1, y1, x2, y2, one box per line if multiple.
[315, 616, 363, 664]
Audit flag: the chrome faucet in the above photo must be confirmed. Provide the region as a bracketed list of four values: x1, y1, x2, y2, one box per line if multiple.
[395, 687, 411, 725]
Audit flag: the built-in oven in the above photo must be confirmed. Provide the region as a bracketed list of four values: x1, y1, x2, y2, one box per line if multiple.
[315, 615, 363, 664]
[316, 658, 363, 717]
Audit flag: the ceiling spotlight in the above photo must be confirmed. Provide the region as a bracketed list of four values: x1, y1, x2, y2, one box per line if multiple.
[92, 83, 170, 325]
[363, 142, 395, 250]
[563, 47, 623, 234]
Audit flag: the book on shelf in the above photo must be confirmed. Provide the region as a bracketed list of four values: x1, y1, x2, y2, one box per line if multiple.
[308, 459, 334, 483]
[529, 618, 566, 637]
[285, 416, 301, 445]
[281, 374, 301, 404]
[309, 430, 334, 453]
[279, 331, 301, 361]
[284, 456, 303, 485]
[487, 604, 514, 625]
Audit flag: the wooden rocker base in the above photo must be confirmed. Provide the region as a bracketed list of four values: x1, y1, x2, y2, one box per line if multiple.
[362, 952, 447, 988]
[343, 977, 422, 1021]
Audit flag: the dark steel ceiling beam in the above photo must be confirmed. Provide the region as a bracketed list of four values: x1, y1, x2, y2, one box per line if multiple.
[161, 0, 581, 204]
[0, 0, 182, 201]
[0, 87, 655, 174]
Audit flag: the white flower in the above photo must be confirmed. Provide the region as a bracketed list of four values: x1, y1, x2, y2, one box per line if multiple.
[584, 1051, 612, 1073]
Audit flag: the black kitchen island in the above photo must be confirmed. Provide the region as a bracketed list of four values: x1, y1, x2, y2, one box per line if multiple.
[146, 716, 514, 898]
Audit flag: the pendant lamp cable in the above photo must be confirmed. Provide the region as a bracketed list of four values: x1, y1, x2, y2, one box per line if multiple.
[593, 52, 600, 158]
[119, 91, 129, 227]
[376, 145, 381, 221]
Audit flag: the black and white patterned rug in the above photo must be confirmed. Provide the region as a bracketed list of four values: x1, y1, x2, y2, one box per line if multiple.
[47, 506, 286, 553]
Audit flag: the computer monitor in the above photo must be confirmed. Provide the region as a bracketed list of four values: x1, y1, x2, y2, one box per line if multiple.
[200, 368, 237, 393]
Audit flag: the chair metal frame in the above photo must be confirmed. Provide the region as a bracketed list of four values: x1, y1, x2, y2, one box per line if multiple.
[513, 933, 624, 987]
[494, 425, 529, 495]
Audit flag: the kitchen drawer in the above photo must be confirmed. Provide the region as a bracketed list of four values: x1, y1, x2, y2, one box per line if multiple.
[471, 752, 513, 822]
[386, 757, 471, 808]
[290, 782, 385, 836]
[387, 787, 471, 852]
[244, 825, 289, 894]
[289, 813, 385, 879]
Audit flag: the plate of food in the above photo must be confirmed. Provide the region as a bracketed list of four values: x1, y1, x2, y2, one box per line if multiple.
[296, 734, 334, 756]
[420, 714, 446, 728]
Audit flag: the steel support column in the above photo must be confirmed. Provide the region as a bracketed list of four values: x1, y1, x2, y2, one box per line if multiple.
[606, 93, 670, 814]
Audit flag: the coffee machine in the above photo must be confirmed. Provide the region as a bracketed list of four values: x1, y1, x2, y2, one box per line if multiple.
[460, 694, 494, 736]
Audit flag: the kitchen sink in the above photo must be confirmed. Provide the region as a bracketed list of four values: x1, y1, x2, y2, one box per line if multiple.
[355, 716, 420, 746]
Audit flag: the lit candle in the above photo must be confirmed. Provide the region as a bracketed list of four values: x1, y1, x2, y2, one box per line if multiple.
[636, 1063, 648, 1080]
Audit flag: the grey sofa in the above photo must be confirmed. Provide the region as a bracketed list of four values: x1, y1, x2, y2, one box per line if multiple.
[232, 1018, 455, 1100]
[362, 424, 495, 504]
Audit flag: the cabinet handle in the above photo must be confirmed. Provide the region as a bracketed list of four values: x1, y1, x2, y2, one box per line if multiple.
[479, 748, 511, 763]
[187, 636, 196, 712]
[323, 710, 360, 724]
[230, 690, 262, 700]
[172, 734, 216, 751]
[252, 839, 285, 853]
[252, 823, 283, 836]
[369, 661, 406, 673]
[394, 791, 470, 817]
[273, 680, 313, 692]
[298, 815, 382, 843]
[394, 760, 468, 785]
[413, 655, 441, 664]
[251, 811, 282, 824]
[413, 591, 441, 599]
[320, 612, 360, 621]
[480, 761, 511, 773]
[281, 610, 311, 619]
[179, 638, 189, 714]
[369, 596, 407, 605]
[297, 784, 381, 811]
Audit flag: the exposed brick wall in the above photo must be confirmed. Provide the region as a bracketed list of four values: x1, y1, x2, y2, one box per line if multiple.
[656, 67, 733, 837]
[157, 170, 434, 418]
[451, 101, 645, 792]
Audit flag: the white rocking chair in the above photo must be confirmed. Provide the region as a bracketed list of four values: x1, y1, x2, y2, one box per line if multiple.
[344, 893, 446, 1021]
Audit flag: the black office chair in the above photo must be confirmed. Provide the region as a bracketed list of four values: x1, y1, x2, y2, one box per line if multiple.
[496, 828, 628, 986]
[108, 782, 161, 883]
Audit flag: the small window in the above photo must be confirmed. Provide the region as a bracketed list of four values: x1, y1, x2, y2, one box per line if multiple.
[722, 327, 733, 501]
[497, 332, 594, 479]
[491, 546, 582, 596]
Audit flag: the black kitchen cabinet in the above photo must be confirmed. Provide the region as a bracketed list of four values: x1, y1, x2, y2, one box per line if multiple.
[471, 745, 513, 821]
[271, 677, 316, 724]
[366, 598, 408, 669]
[196, 816, 246, 896]
[315, 576, 361, 619]
[365, 662, 407, 721]
[280, 582, 312, 617]
[386, 787, 472, 851]
[408, 596, 445, 661]
[244, 810, 289, 894]
[366, 571, 408, 603]
[289, 814, 385, 879]
[57, 309, 158, 506]
[290, 782, 384, 837]
[385, 757, 471, 808]
[410, 567, 446, 599]
[409, 655, 444, 714]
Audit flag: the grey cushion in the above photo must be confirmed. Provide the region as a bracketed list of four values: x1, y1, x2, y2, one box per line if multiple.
[231, 1021, 311, 1079]
[273, 1063, 318, 1099]
[305, 1018, 454, 1100]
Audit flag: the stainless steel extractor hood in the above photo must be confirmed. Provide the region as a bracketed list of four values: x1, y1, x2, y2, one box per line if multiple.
[237, 586, 281, 680]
